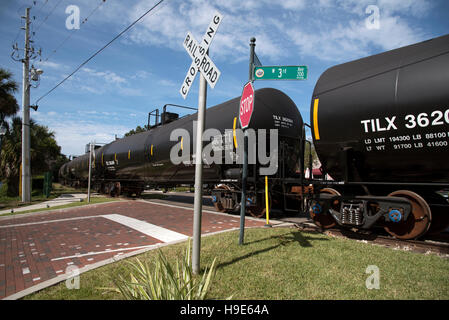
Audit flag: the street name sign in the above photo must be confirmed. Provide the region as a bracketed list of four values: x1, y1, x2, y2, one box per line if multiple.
[180, 12, 223, 99]
[254, 65, 308, 80]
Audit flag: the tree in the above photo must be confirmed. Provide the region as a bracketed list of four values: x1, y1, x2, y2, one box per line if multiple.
[124, 125, 149, 137]
[0, 68, 19, 126]
[0, 116, 63, 196]
[304, 140, 319, 169]
[49, 154, 69, 183]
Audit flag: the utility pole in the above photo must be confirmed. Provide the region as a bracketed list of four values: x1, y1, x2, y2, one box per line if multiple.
[21, 7, 31, 203]
[12, 7, 42, 202]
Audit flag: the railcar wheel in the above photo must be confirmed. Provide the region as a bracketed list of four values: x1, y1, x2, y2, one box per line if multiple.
[310, 188, 339, 229]
[212, 185, 231, 213]
[384, 190, 432, 240]
[247, 193, 271, 218]
[110, 182, 121, 197]
[425, 193, 449, 235]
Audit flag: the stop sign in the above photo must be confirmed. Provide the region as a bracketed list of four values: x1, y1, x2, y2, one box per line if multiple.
[239, 82, 255, 129]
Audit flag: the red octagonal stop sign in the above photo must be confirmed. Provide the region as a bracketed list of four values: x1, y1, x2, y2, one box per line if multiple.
[239, 82, 255, 129]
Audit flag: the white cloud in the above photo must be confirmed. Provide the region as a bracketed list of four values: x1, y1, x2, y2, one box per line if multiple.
[118, 87, 146, 97]
[279, 0, 307, 10]
[281, 0, 431, 62]
[81, 67, 127, 85]
[33, 110, 129, 156]
[35, 60, 66, 70]
[158, 79, 176, 87]
[337, 0, 433, 17]
[124, 0, 295, 62]
[131, 70, 151, 79]
[116, 0, 432, 65]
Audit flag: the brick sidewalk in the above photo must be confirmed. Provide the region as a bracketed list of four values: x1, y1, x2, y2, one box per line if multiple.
[0, 200, 266, 299]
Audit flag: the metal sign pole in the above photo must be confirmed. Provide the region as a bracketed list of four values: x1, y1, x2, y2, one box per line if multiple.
[180, 12, 222, 275]
[87, 142, 92, 203]
[239, 37, 256, 245]
[192, 72, 207, 274]
[239, 131, 248, 245]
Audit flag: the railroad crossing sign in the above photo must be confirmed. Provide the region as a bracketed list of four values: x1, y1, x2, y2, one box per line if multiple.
[180, 12, 223, 99]
[239, 81, 255, 129]
[254, 65, 308, 81]
[180, 11, 223, 276]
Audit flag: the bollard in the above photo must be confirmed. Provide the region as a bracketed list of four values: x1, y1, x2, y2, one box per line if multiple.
[264, 176, 272, 228]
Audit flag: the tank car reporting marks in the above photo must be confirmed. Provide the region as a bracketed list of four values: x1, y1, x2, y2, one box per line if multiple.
[273, 115, 294, 129]
[361, 109, 449, 153]
[360, 117, 397, 133]
[361, 108, 449, 133]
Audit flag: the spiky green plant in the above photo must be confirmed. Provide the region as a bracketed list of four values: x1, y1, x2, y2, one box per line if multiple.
[106, 239, 219, 300]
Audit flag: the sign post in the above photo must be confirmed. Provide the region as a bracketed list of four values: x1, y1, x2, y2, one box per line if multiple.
[87, 142, 93, 203]
[179, 11, 222, 274]
[239, 38, 256, 245]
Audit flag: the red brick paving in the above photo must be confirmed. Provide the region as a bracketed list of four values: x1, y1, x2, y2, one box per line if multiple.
[0, 200, 265, 299]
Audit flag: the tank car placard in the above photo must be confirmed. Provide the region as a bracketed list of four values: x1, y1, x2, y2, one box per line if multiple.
[361, 107, 449, 153]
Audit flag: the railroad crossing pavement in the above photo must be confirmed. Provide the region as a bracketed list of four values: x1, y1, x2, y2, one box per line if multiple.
[0, 198, 277, 300]
[0, 193, 88, 216]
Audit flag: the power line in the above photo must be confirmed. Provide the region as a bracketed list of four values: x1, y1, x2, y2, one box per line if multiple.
[11, 3, 43, 63]
[34, 0, 64, 34]
[11, 1, 49, 43]
[11, 2, 37, 45]
[41, 0, 107, 62]
[35, 0, 165, 104]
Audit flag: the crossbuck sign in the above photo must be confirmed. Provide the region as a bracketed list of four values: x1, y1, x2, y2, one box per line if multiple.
[180, 11, 223, 275]
[180, 12, 223, 99]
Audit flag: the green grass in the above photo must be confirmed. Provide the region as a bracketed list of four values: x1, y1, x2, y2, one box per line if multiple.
[0, 183, 88, 210]
[24, 227, 449, 300]
[0, 182, 123, 216]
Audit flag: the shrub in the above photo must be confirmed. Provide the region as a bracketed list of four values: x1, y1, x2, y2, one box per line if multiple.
[106, 240, 218, 300]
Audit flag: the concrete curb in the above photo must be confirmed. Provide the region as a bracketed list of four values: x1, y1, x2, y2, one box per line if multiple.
[0, 199, 127, 222]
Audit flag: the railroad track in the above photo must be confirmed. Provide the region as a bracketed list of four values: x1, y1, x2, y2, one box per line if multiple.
[292, 222, 449, 256]
[128, 194, 449, 256]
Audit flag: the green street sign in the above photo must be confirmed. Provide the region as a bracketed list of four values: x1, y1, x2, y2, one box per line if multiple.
[254, 65, 308, 80]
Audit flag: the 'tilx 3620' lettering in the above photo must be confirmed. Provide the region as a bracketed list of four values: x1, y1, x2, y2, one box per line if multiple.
[361, 108, 449, 133]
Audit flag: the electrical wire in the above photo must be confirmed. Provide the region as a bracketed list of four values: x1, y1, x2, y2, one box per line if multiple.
[12, 1, 49, 45]
[41, 0, 107, 62]
[35, 0, 165, 104]
[34, 0, 64, 34]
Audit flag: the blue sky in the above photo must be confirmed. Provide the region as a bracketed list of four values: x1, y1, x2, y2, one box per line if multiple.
[1, 0, 448, 156]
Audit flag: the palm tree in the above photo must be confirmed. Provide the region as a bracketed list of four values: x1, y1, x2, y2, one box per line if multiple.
[0, 116, 63, 196]
[0, 117, 22, 195]
[0, 68, 20, 126]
